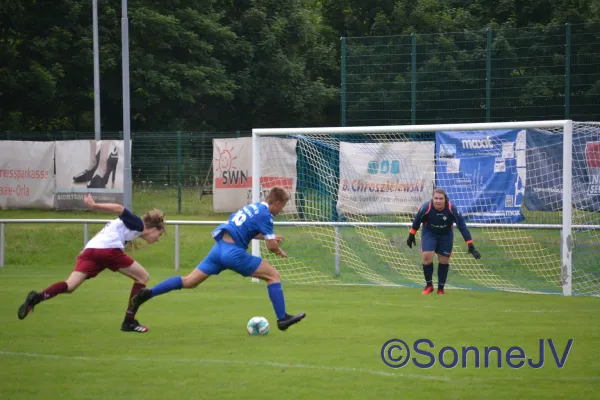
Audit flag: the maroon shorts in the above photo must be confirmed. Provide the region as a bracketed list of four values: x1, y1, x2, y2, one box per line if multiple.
[74, 248, 135, 278]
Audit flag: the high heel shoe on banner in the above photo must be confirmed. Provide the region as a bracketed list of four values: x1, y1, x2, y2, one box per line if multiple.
[87, 148, 119, 189]
[72, 150, 100, 183]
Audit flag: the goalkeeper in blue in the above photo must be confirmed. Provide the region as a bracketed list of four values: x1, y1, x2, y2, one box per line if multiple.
[406, 188, 481, 295]
[130, 186, 306, 331]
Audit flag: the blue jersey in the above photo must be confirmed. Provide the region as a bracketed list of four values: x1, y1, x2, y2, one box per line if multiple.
[410, 200, 473, 243]
[212, 202, 275, 249]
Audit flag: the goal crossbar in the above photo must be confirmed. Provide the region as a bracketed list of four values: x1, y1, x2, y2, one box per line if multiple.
[252, 120, 571, 135]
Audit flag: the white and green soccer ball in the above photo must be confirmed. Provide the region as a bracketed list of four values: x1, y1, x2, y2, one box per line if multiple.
[247, 316, 270, 336]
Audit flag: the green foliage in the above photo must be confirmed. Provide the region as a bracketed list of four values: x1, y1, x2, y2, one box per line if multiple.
[0, 0, 338, 132]
[0, 0, 599, 132]
[335, 1, 600, 125]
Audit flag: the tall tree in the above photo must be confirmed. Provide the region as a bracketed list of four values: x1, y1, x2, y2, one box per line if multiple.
[218, 0, 339, 129]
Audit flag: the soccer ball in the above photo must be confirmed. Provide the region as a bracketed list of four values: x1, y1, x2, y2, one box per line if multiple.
[246, 316, 270, 336]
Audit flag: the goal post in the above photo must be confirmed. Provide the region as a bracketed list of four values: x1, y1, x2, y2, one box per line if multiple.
[562, 120, 573, 296]
[251, 120, 600, 296]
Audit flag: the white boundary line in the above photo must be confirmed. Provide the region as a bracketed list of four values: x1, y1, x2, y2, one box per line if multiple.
[0, 351, 448, 381]
[1, 351, 598, 382]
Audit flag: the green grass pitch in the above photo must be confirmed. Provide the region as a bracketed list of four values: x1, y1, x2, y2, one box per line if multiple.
[1, 206, 599, 400]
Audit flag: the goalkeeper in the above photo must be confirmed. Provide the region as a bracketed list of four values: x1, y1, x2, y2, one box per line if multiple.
[406, 188, 481, 295]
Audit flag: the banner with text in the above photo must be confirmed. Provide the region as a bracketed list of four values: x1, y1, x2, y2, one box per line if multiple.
[55, 140, 125, 209]
[435, 129, 526, 223]
[0, 141, 55, 209]
[212, 137, 298, 214]
[336, 141, 435, 216]
[525, 128, 600, 212]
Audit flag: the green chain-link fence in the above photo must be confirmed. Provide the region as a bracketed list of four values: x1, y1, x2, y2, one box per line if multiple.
[0, 130, 250, 215]
[341, 22, 600, 126]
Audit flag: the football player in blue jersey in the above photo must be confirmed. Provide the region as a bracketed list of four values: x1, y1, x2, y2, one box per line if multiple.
[130, 186, 306, 331]
[407, 188, 481, 295]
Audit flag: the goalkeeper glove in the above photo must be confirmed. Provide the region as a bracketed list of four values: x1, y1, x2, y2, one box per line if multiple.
[407, 233, 416, 248]
[468, 243, 481, 259]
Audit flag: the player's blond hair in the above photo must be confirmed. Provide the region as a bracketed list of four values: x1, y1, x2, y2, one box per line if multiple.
[124, 209, 165, 253]
[266, 186, 291, 204]
[142, 208, 166, 232]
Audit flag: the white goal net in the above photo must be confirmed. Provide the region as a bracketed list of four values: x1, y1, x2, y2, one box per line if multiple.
[251, 121, 600, 296]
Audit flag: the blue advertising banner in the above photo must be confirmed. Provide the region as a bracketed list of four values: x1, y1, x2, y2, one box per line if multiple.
[435, 129, 526, 223]
[525, 128, 600, 212]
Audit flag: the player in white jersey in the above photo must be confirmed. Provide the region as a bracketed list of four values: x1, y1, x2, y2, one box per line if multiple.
[17, 194, 165, 333]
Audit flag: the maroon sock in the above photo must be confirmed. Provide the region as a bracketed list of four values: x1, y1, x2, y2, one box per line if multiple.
[39, 281, 68, 301]
[125, 283, 146, 321]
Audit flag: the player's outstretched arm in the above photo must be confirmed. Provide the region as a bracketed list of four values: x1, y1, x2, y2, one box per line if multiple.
[84, 194, 125, 215]
[265, 238, 287, 258]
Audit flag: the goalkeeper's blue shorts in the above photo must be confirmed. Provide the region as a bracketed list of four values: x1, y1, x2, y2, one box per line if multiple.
[196, 240, 262, 277]
[421, 227, 454, 257]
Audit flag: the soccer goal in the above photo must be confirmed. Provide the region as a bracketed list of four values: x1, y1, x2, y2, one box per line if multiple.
[250, 120, 600, 297]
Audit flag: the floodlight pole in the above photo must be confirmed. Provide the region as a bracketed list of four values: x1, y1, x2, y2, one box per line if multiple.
[121, 0, 132, 210]
[93, 0, 101, 141]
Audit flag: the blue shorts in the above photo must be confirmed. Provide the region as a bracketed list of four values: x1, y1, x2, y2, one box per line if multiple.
[196, 240, 262, 277]
[421, 228, 453, 257]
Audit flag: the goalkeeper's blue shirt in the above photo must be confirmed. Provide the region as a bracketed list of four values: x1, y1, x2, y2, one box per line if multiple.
[409, 201, 473, 244]
[212, 201, 276, 249]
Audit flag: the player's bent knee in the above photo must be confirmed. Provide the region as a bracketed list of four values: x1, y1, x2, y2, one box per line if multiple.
[122, 262, 150, 284]
[252, 261, 280, 284]
[422, 253, 434, 265]
[138, 270, 150, 285]
[270, 268, 281, 282]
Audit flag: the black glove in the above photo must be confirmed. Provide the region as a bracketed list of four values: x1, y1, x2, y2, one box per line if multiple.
[468, 243, 481, 259]
[407, 233, 416, 248]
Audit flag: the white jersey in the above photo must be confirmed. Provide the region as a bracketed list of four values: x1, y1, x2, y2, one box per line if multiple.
[85, 209, 144, 249]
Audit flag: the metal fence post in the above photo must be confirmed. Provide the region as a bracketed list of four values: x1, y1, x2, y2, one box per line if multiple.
[1, 223, 5, 267]
[177, 131, 182, 214]
[340, 37, 347, 127]
[565, 23, 571, 119]
[334, 225, 340, 277]
[411, 33, 417, 125]
[486, 27, 492, 122]
[175, 224, 180, 271]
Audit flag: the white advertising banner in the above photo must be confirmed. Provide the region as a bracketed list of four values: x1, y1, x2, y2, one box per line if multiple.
[212, 137, 298, 214]
[0, 141, 55, 209]
[337, 141, 435, 215]
[55, 140, 125, 209]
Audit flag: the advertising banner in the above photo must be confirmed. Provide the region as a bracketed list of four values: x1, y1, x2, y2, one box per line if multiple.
[212, 137, 298, 214]
[0, 141, 55, 209]
[336, 141, 435, 216]
[525, 129, 600, 212]
[55, 140, 125, 209]
[435, 130, 526, 223]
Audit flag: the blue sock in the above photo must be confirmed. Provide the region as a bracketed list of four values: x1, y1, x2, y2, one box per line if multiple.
[150, 276, 183, 297]
[267, 282, 287, 320]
